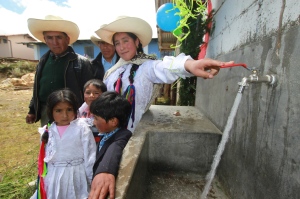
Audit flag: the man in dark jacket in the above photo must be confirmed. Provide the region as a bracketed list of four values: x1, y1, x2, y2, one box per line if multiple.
[90, 35, 120, 80]
[25, 15, 94, 126]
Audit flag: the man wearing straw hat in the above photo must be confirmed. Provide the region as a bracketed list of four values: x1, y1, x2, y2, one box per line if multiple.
[90, 34, 120, 80]
[25, 15, 94, 126]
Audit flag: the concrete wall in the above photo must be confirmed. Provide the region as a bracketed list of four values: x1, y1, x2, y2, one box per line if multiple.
[0, 37, 11, 57]
[117, 105, 224, 199]
[195, 0, 300, 198]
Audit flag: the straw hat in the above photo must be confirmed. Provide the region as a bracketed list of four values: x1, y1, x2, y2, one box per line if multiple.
[95, 16, 152, 47]
[27, 15, 80, 44]
[90, 35, 103, 46]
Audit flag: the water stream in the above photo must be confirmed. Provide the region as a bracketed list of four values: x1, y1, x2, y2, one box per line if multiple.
[201, 92, 243, 199]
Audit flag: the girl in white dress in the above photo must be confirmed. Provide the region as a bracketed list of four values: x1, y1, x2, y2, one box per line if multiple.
[31, 88, 96, 199]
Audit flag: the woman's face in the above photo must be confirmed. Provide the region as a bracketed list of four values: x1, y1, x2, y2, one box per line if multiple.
[113, 32, 139, 61]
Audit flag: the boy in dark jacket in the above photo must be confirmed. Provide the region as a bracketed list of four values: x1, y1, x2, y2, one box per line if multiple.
[89, 91, 132, 199]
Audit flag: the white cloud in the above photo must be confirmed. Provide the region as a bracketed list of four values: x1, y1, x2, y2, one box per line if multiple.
[0, 7, 26, 35]
[0, 0, 158, 39]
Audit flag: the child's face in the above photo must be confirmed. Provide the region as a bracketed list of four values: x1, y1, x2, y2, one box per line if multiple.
[93, 115, 116, 133]
[84, 84, 103, 106]
[53, 101, 76, 126]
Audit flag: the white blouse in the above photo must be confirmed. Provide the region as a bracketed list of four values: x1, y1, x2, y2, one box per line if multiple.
[104, 53, 193, 132]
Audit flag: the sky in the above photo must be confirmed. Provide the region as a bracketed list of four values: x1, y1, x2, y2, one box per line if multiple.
[0, 0, 158, 40]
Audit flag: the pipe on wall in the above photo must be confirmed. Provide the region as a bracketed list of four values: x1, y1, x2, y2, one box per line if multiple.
[8, 39, 13, 57]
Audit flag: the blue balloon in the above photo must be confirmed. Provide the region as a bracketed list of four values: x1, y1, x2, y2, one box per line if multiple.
[156, 3, 181, 32]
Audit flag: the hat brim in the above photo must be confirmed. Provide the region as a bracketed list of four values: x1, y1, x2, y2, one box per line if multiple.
[95, 17, 152, 47]
[27, 18, 79, 44]
[90, 35, 104, 46]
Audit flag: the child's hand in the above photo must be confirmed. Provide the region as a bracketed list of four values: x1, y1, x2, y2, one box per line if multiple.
[89, 173, 115, 199]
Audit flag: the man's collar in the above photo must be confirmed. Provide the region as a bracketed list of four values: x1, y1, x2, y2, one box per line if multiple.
[50, 46, 72, 60]
[102, 53, 117, 64]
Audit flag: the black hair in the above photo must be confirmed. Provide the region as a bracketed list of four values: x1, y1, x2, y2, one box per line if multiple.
[83, 79, 107, 93]
[112, 32, 144, 54]
[90, 91, 132, 128]
[46, 88, 79, 123]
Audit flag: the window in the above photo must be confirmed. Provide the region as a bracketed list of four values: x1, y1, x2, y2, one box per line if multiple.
[161, 51, 174, 57]
[3, 39, 7, 43]
[84, 46, 94, 59]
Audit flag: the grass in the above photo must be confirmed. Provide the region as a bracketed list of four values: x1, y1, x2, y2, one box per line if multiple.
[0, 90, 40, 199]
[0, 58, 40, 199]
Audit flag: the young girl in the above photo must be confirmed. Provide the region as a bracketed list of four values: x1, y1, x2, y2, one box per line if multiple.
[31, 88, 96, 199]
[78, 79, 107, 143]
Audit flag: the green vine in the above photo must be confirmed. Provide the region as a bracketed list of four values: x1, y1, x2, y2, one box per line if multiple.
[171, 0, 207, 48]
[170, 0, 211, 106]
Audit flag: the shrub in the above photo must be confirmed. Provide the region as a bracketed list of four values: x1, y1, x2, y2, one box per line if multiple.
[0, 58, 36, 78]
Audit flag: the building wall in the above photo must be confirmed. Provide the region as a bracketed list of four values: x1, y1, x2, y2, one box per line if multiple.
[148, 38, 161, 59]
[34, 39, 160, 60]
[0, 34, 35, 60]
[72, 41, 96, 60]
[195, 0, 300, 198]
[0, 36, 11, 57]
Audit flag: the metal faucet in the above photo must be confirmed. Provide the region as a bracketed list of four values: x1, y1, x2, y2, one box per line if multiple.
[238, 69, 277, 93]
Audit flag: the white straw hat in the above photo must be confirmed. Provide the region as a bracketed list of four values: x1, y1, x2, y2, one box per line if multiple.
[27, 15, 80, 44]
[90, 35, 103, 46]
[95, 16, 152, 47]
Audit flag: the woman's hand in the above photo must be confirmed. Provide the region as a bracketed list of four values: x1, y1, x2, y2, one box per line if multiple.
[185, 58, 234, 79]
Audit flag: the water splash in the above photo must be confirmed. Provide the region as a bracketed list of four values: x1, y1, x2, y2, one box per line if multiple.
[201, 92, 243, 199]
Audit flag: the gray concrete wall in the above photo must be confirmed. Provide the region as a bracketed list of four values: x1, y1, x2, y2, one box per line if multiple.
[124, 131, 223, 199]
[195, 0, 300, 198]
[115, 105, 224, 199]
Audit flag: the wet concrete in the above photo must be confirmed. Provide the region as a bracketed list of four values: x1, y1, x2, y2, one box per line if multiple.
[144, 171, 228, 199]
